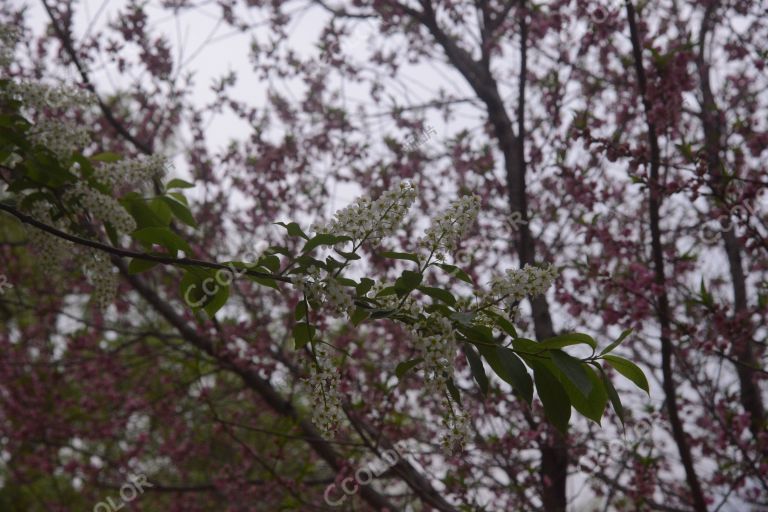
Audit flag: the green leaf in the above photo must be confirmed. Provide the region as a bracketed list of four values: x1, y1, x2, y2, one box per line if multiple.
[394, 270, 422, 296]
[483, 309, 518, 338]
[179, 267, 213, 310]
[532, 362, 571, 434]
[294, 301, 308, 321]
[446, 378, 462, 406]
[160, 196, 197, 227]
[603, 355, 649, 394]
[91, 151, 122, 163]
[550, 350, 593, 397]
[131, 226, 192, 255]
[375, 286, 398, 298]
[302, 233, 339, 253]
[539, 332, 597, 351]
[380, 251, 420, 264]
[335, 249, 360, 260]
[599, 328, 633, 356]
[121, 194, 168, 228]
[248, 276, 279, 289]
[511, 338, 545, 355]
[436, 263, 472, 284]
[258, 254, 281, 273]
[477, 345, 533, 404]
[457, 324, 494, 345]
[559, 363, 607, 424]
[203, 284, 229, 317]
[127, 258, 159, 274]
[370, 308, 397, 319]
[598, 366, 625, 424]
[395, 358, 422, 379]
[418, 286, 456, 306]
[293, 322, 315, 350]
[166, 178, 195, 189]
[274, 222, 309, 240]
[463, 344, 488, 395]
[356, 278, 375, 296]
[148, 197, 173, 225]
[350, 307, 369, 326]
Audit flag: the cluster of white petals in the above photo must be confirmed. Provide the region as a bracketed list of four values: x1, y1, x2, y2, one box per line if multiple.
[0, 24, 16, 67]
[63, 182, 137, 234]
[96, 154, 168, 188]
[414, 315, 456, 395]
[489, 264, 558, 307]
[294, 267, 355, 315]
[1, 81, 96, 111]
[314, 181, 417, 243]
[28, 120, 91, 162]
[83, 250, 118, 310]
[440, 404, 471, 453]
[324, 277, 354, 313]
[22, 201, 73, 270]
[307, 344, 344, 437]
[419, 194, 480, 258]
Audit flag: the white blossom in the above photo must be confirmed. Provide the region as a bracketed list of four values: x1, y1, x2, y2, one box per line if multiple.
[419, 194, 480, 258]
[316, 181, 417, 244]
[0, 24, 16, 67]
[95, 154, 168, 188]
[83, 249, 118, 310]
[489, 264, 558, 307]
[28, 120, 91, 162]
[324, 277, 354, 313]
[307, 344, 344, 437]
[440, 404, 471, 453]
[23, 201, 73, 270]
[63, 182, 137, 234]
[414, 315, 456, 396]
[1, 81, 96, 111]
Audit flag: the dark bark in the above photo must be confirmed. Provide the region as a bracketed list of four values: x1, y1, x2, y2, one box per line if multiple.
[625, 4, 708, 510]
[695, 1, 766, 443]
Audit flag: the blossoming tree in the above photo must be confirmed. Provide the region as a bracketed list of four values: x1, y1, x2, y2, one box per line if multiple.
[0, 0, 765, 511]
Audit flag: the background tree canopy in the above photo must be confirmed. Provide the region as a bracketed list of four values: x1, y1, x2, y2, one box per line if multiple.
[0, 0, 766, 511]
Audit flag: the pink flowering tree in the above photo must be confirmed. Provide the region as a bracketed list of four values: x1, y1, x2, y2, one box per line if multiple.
[0, 0, 765, 511]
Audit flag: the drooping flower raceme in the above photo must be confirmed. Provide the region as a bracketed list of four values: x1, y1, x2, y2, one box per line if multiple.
[28, 120, 91, 162]
[83, 249, 119, 310]
[63, 182, 137, 234]
[96, 154, 168, 188]
[306, 344, 344, 438]
[294, 267, 354, 316]
[314, 181, 417, 244]
[441, 402, 471, 453]
[489, 264, 559, 308]
[414, 315, 456, 396]
[419, 194, 480, 258]
[22, 201, 73, 270]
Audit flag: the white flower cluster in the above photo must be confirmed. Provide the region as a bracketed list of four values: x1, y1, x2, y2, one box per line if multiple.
[1, 81, 96, 111]
[414, 315, 456, 396]
[28, 120, 91, 162]
[315, 181, 417, 243]
[324, 277, 354, 313]
[0, 24, 16, 67]
[23, 201, 73, 270]
[419, 194, 480, 258]
[440, 404, 471, 453]
[63, 182, 137, 234]
[307, 344, 344, 437]
[96, 154, 168, 188]
[489, 264, 558, 307]
[294, 267, 355, 315]
[83, 249, 118, 310]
